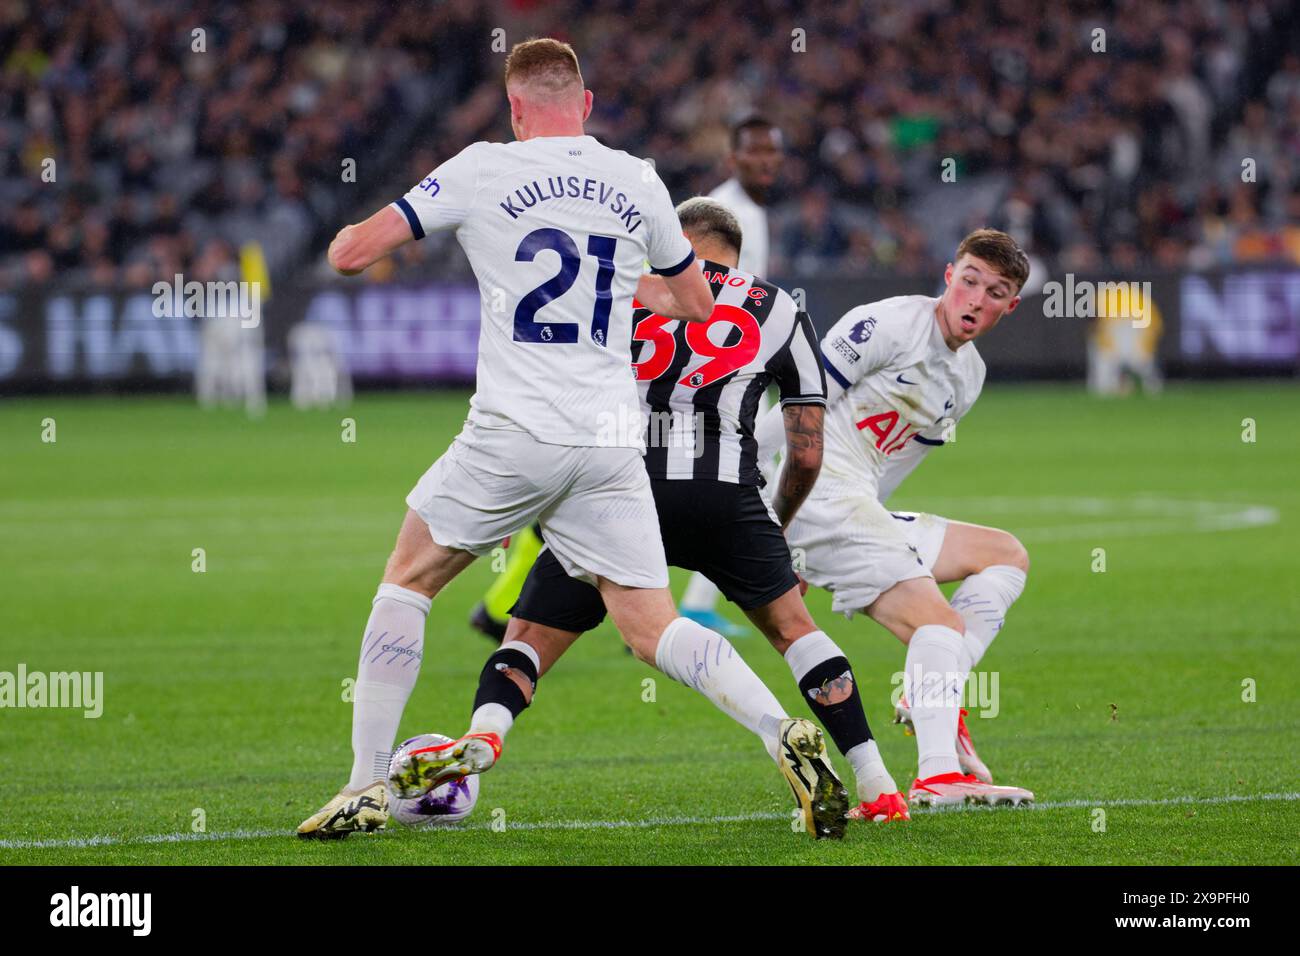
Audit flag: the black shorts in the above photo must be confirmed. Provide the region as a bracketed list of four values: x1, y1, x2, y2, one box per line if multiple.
[511, 479, 799, 633]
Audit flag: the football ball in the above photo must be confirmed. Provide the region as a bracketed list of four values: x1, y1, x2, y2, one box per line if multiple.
[386, 733, 481, 828]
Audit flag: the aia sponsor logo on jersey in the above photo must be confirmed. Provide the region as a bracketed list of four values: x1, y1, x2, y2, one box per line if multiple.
[857, 409, 918, 455]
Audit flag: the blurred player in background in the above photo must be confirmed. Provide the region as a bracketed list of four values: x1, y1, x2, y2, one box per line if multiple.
[299, 39, 834, 839]
[288, 320, 352, 410]
[442, 199, 907, 832]
[677, 116, 785, 635]
[195, 243, 270, 417]
[757, 228, 1036, 807]
[707, 117, 781, 276]
[195, 312, 265, 416]
[1087, 284, 1164, 396]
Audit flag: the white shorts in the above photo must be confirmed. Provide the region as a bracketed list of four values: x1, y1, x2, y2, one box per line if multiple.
[406, 421, 669, 589]
[787, 490, 950, 617]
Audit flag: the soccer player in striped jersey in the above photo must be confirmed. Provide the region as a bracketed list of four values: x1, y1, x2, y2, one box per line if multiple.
[299, 40, 829, 839]
[756, 229, 1035, 807]
[677, 116, 786, 634]
[431, 199, 910, 833]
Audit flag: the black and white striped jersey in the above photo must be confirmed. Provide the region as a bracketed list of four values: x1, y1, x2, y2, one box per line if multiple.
[630, 259, 826, 484]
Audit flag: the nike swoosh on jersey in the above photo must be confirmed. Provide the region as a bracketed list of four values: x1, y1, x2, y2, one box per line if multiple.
[896, 373, 919, 385]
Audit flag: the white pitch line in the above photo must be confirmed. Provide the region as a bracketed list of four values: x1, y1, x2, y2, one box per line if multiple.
[2, 792, 1296, 851]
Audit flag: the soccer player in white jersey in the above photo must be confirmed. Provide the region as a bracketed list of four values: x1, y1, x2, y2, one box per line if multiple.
[706, 117, 780, 276]
[680, 117, 785, 633]
[417, 199, 910, 836]
[298, 39, 837, 839]
[757, 229, 1036, 807]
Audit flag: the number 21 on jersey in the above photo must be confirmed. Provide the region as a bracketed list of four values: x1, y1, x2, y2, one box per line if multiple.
[513, 228, 617, 346]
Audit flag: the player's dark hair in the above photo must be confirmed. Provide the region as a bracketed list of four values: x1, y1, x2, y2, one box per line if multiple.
[676, 197, 743, 256]
[955, 229, 1030, 292]
[504, 38, 583, 91]
[730, 116, 776, 150]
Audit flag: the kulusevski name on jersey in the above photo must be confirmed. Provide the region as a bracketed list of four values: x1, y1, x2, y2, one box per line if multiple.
[497, 175, 644, 234]
[390, 136, 693, 449]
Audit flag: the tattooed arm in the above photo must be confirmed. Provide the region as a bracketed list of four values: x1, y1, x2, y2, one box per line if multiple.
[770, 403, 824, 529]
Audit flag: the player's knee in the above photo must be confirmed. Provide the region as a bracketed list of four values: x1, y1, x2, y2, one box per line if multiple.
[900, 595, 964, 636]
[931, 602, 966, 635]
[886, 600, 964, 640]
[619, 626, 661, 665]
[993, 531, 1030, 574]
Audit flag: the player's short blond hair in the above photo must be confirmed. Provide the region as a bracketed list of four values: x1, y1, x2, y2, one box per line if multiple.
[504, 38, 584, 93]
[955, 229, 1030, 292]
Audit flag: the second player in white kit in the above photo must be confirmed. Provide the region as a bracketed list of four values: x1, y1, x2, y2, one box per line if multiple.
[799, 293, 987, 613]
[758, 229, 1038, 808]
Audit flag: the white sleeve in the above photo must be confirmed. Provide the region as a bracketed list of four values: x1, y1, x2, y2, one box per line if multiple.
[642, 168, 695, 275]
[389, 144, 480, 239]
[820, 305, 904, 403]
[755, 399, 787, 464]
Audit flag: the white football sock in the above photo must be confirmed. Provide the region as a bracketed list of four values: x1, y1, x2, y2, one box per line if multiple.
[653, 617, 787, 759]
[347, 584, 430, 790]
[951, 565, 1027, 671]
[780, 628, 838, 683]
[845, 739, 898, 803]
[467, 641, 541, 742]
[679, 573, 722, 613]
[906, 624, 965, 780]
[468, 702, 513, 740]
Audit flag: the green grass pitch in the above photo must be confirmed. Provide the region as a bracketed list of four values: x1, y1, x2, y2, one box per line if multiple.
[1, 383, 1296, 865]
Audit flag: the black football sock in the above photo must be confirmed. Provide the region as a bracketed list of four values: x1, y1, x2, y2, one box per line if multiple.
[468, 641, 541, 739]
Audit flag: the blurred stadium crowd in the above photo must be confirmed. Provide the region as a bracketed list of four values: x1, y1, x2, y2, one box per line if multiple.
[0, 0, 485, 288]
[2, 0, 1298, 290]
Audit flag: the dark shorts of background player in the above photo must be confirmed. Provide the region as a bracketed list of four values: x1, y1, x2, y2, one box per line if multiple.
[511, 479, 799, 633]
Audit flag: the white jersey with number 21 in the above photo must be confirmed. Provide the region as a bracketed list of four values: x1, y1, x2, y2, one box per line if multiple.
[391, 135, 694, 449]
